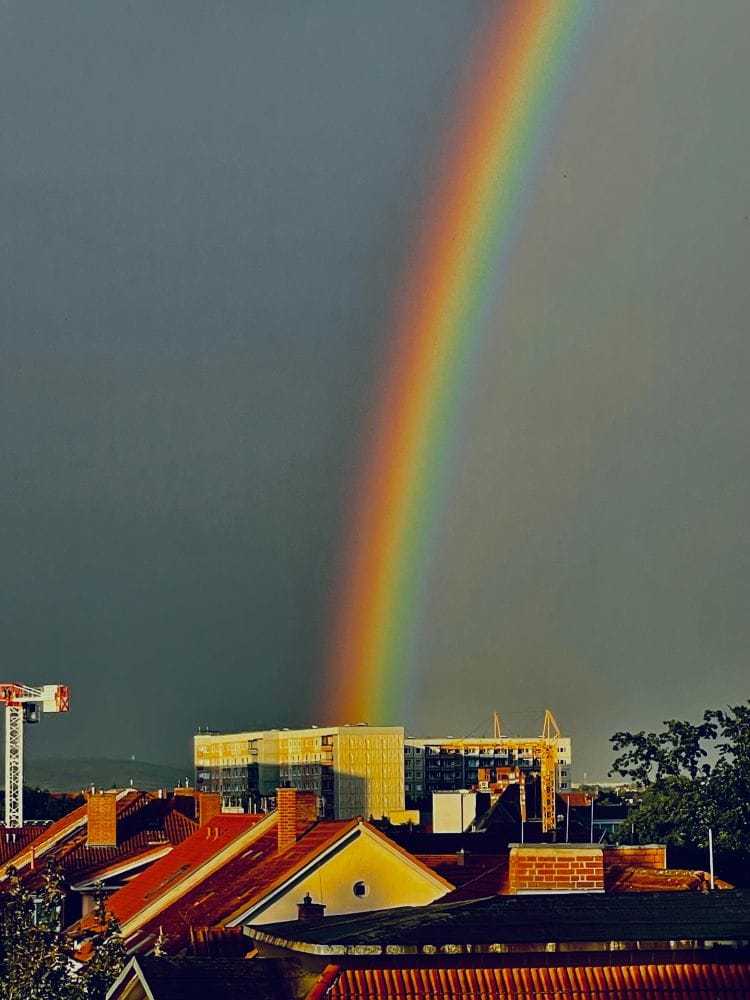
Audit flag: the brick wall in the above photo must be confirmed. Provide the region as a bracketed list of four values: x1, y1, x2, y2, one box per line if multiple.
[509, 845, 604, 893]
[87, 792, 118, 848]
[603, 845, 666, 870]
[197, 792, 222, 827]
[277, 787, 319, 853]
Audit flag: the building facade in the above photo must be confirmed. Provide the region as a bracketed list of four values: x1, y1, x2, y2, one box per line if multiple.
[403, 736, 572, 802]
[195, 726, 572, 820]
[194, 725, 405, 821]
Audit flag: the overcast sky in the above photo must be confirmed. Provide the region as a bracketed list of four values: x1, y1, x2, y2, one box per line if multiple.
[2, 1, 748, 776]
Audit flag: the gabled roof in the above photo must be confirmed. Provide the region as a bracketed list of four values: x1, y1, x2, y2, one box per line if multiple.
[1, 801, 89, 877]
[1, 791, 198, 893]
[0, 825, 49, 866]
[87, 815, 454, 957]
[125, 817, 354, 952]
[96, 813, 268, 930]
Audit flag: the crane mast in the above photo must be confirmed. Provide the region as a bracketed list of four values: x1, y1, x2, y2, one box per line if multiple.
[0, 683, 69, 828]
[440, 709, 562, 833]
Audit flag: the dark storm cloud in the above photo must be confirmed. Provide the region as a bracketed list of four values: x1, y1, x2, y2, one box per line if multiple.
[1, 1, 482, 763]
[1, 1, 748, 776]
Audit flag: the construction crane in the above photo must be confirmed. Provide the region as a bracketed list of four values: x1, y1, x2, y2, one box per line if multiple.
[439, 709, 562, 833]
[0, 684, 70, 828]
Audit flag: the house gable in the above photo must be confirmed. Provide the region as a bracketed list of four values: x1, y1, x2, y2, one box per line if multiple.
[234, 822, 453, 927]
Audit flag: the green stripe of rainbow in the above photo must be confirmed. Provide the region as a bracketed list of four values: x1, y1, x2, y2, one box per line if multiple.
[326, 0, 588, 723]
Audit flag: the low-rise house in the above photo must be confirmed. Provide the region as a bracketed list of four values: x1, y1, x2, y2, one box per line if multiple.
[106, 956, 285, 1000]
[247, 890, 750, 999]
[414, 841, 730, 900]
[1, 788, 199, 924]
[74, 787, 453, 957]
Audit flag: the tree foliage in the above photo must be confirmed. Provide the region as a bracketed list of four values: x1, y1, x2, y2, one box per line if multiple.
[0, 870, 124, 1000]
[610, 702, 750, 851]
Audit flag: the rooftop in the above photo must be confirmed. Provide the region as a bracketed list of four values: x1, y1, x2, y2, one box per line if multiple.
[1, 790, 198, 891]
[109, 956, 286, 1000]
[250, 890, 750, 955]
[316, 962, 750, 999]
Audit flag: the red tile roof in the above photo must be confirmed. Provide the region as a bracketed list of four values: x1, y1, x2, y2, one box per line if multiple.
[559, 791, 595, 807]
[132, 819, 357, 953]
[0, 825, 49, 866]
[85, 816, 451, 957]
[605, 865, 733, 893]
[418, 855, 509, 901]
[2, 791, 199, 893]
[318, 962, 750, 998]
[189, 926, 254, 957]
[1, 801, 89, 876]
[98, 813, 264, 929]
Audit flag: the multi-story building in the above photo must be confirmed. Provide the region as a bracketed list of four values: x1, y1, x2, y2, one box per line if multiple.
[194, 725, 405, 821]
[404, 736, 572, 802]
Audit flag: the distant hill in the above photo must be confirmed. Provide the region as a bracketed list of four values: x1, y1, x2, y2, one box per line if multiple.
[21, 758, 193, 793]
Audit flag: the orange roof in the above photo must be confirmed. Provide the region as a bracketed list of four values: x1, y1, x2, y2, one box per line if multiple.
[96, 816, 451, 956]
[418, 854, 509, 900]
[559, 792, 594, 807]
[2, 800, 89, 875]
[96, 813, 264, 928]
[0, 825, 50, 865]
[606, 865, 733, 893]
[317, 962, 750, 998]
[131, 819, 358, 953]
[2, 791, 198, 892]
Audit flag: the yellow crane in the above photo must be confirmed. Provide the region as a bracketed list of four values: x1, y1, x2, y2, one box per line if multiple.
[439, 709, 562, 833]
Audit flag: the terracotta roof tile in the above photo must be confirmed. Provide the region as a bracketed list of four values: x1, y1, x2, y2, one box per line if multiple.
[134, 819, 356, 953]
[3, 792, 200, 894]
[418, 854, 509, 900]
[606, 865, 733, 893]
[98, 813, 264, 929]
[320, 963, 750, 998]
[1, 801, 89, 874]
[0, 825, 49, 865]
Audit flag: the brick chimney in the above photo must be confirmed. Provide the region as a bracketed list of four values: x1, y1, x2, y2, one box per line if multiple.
[297, 892, 326, 921]
[87, 791, 118, 848]
[509, 843, 604, 894]
[197, 792, 222, 827]
[277, 787, 319, 853]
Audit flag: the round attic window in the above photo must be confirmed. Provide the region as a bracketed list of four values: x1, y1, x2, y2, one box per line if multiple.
[352, 880, 369, 898]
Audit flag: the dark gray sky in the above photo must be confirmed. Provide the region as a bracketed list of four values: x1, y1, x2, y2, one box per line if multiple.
[2, 2, 748, 776]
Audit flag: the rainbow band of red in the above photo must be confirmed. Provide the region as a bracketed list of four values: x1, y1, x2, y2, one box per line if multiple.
[326, 1, 586, 723]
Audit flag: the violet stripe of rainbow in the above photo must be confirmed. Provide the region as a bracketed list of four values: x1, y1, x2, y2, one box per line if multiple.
[326, 1, 586, 724]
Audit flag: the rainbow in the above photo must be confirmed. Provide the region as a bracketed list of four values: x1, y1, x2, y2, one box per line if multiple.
[326, 1, 588, 724]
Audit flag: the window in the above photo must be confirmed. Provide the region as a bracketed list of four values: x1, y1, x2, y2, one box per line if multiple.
[352, 881, 369, 898]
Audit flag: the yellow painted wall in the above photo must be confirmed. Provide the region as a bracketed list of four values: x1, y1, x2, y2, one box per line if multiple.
[388, 809, 420, 826]
[335, 730, 405, 820]
[245, 825, 449, 926]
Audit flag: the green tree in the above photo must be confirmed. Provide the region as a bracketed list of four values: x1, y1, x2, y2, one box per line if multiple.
[77, 886, 126, 1000]
[0, 866, 77, 1000]
[610, 702, 750, 851]
[0, 871, 126, 1000]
